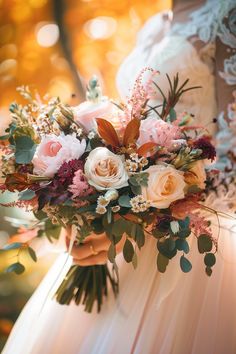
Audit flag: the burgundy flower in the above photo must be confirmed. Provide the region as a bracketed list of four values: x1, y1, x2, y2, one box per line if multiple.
[57, 159, 84, 185]
[193, 137, 216, 161]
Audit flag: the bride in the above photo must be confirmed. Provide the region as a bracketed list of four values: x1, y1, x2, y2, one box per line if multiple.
[3, 0, 236, 353]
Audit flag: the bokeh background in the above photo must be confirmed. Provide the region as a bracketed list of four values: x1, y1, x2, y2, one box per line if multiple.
[0, 0, 171, 349]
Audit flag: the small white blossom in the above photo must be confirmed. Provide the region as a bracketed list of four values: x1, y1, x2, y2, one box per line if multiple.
[96, 205, 107, 214]
[111, 205, 121, 213]
[130, 195, 151, 213]
[97, 196, 109, 207]
[88, 131, 96, 139]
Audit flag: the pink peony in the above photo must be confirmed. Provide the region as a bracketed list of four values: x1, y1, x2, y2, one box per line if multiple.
[32, 134, 86, 177]
[137, 116, 182, 149]
[69, 169, 93, 198]
[73, 99, 114, 133]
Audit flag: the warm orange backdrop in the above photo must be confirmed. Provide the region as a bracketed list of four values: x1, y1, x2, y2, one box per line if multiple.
[0, 0, 171, 111]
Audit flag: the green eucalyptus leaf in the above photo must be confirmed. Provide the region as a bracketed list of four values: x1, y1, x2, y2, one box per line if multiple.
[3, 242, 22, 251]
[176, 239, 189, 253]
[15, 136, 36, 164]
[157, 239, 177, 259]
[198, 234, 213, 254]
[180, 255, 192, 273]
[135, 224, 145, 249]
[157, 252, 169, 273]
[205, 266, 213, 276]
[91, 218, 104, 234]
[28, 247, 37, 262]
[45, 220, 61, 241]
[19, 189, 36, 201]
[204, 253, 216, 267]
[123, 239, 134, 263]
[118, 195, 131, 208]
[108, 243, 116, 263]
[5, 262, 25, 274]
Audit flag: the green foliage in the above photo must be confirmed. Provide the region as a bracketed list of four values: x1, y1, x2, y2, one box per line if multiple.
[123, 239, 134, 263]
[3, 242, 22, 251]
[15, 136, 36, 164]
[28, 247, 37, 262]
[205, 266, 213, 276]
[197, 234, 213, 254]
[180, 255, 192, 273]
[157, 252, 169, 273]
[45, 220, 61, 241]
[134, 224, 145, 249]
[118, 195, 131, 208]
[91, 218, 104, 234]
[108, 243, 116, 263]
[176, 239, 189, 254]
[167, 108, 177, 122]
[19, 189, 36, 201]
[204, 253, 216, 267]
[157, 238, 177, 259]
[5, 262, 25, 275]
[129, 173, 149, 187]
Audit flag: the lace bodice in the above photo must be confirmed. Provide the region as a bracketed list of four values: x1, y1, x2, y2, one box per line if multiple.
[116, 0, 236, 134]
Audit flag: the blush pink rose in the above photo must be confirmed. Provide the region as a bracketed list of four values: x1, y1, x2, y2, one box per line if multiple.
[32, 134, 86, 177]
[73, 99, 114, 133]
[137, 116, 182, 149]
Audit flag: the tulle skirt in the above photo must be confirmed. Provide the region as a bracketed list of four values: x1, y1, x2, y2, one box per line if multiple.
[3, 215, 236, 354]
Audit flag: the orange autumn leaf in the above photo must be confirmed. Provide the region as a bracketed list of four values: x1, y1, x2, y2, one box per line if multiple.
[137, 142, 159, 157]
[123, 118, 140, 146]
[96, 118, 120, 147]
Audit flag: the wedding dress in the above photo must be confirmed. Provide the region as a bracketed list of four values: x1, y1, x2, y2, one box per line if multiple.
[3, 1, 236, 353]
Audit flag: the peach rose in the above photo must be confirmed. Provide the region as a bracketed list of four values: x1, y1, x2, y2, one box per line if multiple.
[184, 160, 206, 189]
[84, 147, 128, 190]
[32, 134, 86, 177]
[137, 116, 182, 149]
[142, 165, 186, 209]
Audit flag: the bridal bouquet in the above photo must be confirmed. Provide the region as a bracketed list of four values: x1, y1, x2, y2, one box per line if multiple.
[0, 68, 220, 312]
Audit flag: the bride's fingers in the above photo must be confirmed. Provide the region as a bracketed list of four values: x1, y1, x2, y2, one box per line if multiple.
[74, 251, 108, 266]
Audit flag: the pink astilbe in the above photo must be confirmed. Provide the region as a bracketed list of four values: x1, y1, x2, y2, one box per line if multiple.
[125, 68, 159, 120]
[69, 169, 94, 199]
[0, 198, 38, 211]
[171, 197, 214, 239]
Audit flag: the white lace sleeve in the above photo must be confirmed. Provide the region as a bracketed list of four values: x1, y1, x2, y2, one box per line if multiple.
[214, 6, 236, 170]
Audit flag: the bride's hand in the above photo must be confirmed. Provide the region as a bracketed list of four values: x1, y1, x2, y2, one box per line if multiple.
[66, 229, 125, 266]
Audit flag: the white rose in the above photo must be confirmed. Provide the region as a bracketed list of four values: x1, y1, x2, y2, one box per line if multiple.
[84, 147, 128, 190]
[184, 160, 206, 189]
[142, 165, 186, 209]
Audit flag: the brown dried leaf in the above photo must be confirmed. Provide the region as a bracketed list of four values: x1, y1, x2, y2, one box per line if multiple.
[96, 118, 120, 147]
[123, 118, 140, 147]
[137, 142, 159, 157]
